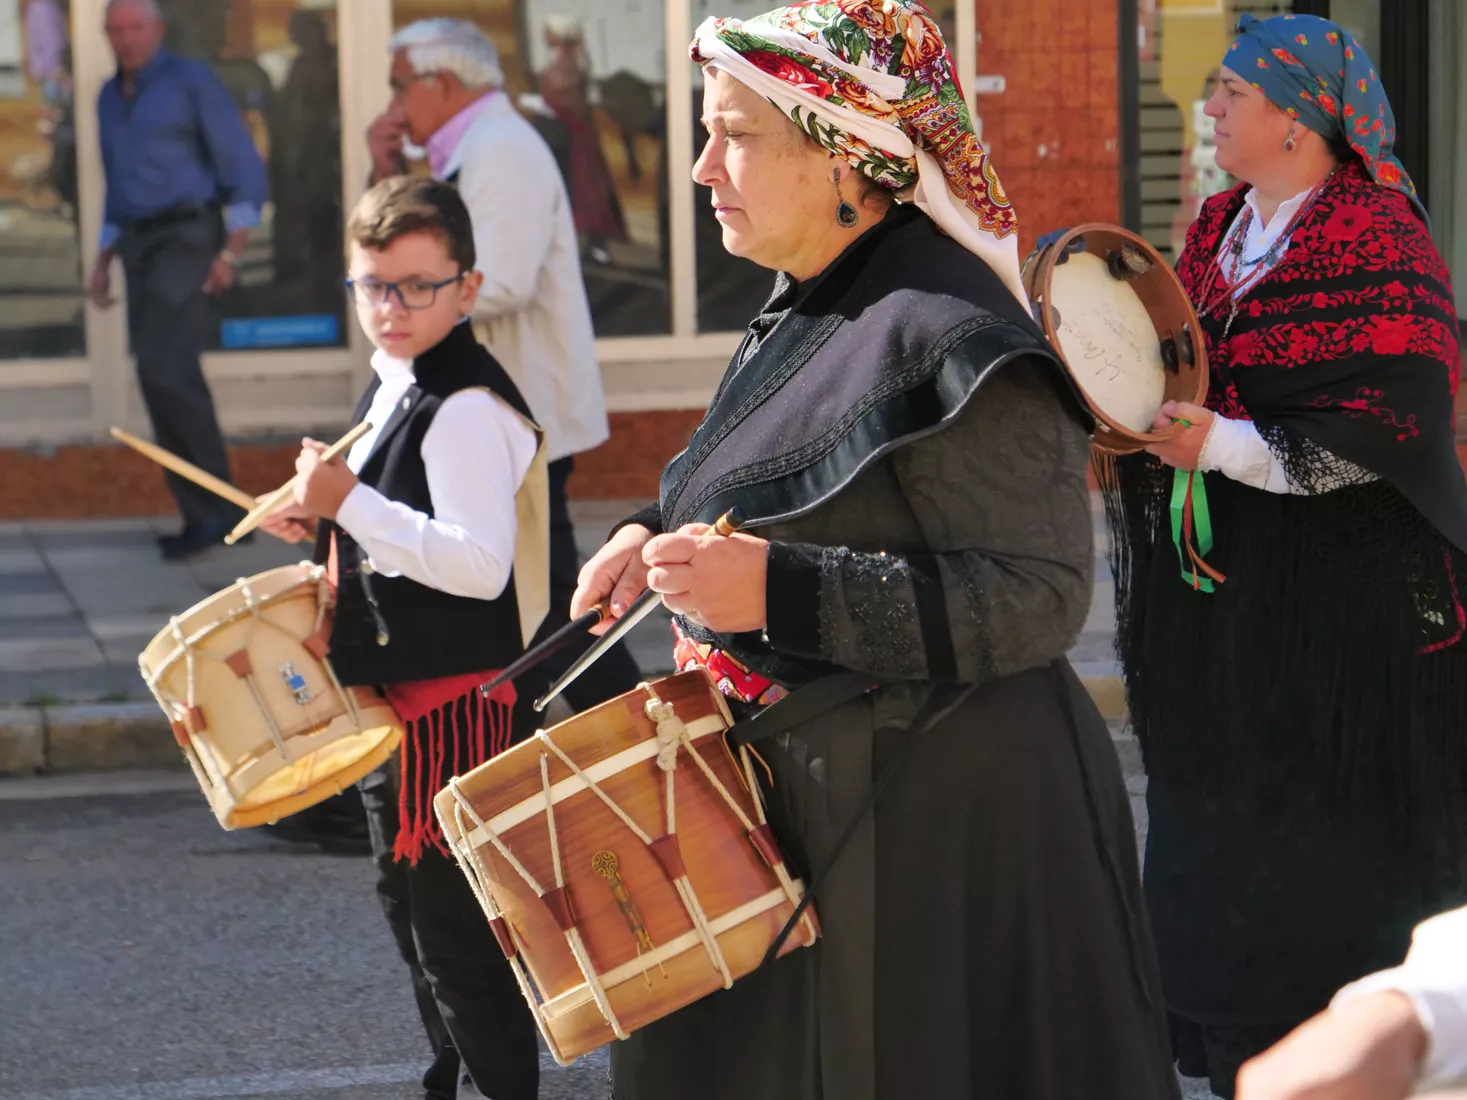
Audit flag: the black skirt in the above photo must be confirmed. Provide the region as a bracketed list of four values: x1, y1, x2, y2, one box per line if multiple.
[610, 662, 1179, 1100]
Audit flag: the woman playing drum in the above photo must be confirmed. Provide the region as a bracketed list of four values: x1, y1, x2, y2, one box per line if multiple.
[572, 3, 1178, 1097]
[1101, 15, 1467, 1096]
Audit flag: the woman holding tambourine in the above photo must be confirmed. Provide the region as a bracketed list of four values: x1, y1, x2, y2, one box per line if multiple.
[1096, 14, 1467, 1096]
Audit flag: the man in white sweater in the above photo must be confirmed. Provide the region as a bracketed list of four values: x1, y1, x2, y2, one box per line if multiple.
[1237, 905, 1467, 1099]
[367, 18, 642, 705]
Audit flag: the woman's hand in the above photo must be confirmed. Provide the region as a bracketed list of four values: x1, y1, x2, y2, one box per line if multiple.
[293, 438, 359, 521]
[572, 523, 655, 635]
[1234, 991, 1427, 1100]
[1144, 400, 1215, 471]
[257, 500, 318, 544]
[644, 523, 769, 634]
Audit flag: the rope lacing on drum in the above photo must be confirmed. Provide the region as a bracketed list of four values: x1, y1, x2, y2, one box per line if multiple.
[538, 751, 627, 1038]
[533, 685, 734, 989]
[442, 792, 561, 1058]
[440, 679, 819, 1042]
[234, 575, 291, 759]
[645, 691, 683, 773]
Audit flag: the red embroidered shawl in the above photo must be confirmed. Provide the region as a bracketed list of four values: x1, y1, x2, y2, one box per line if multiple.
[1175, 160, 1467, 550]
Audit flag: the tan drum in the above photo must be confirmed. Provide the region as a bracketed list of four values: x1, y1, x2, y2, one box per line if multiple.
[1023, 223, 1208, 455]
[139, 564, 402, 830]
[436, 672, 819, 1064]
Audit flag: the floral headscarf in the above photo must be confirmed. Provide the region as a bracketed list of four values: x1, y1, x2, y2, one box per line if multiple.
[691, 1, 1025, 304]
[1226, 13, 1424, 220]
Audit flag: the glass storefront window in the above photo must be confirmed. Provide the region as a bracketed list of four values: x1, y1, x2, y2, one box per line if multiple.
[160, 0, 346, 352]
[392, 0, 672, 337]
[0, 0, 84, 359]
[1135, 1, 1296, 263]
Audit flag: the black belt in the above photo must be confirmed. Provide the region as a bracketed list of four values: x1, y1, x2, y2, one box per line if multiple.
[123, 204, 216, 236]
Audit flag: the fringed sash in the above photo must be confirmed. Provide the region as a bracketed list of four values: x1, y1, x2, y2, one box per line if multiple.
[383, 672, 516, 863]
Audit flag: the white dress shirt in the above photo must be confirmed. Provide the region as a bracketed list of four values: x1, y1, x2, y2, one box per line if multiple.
[334, 343, 538, 601]
[1332, 905, 1467, 1093]
[434, 93, 610, 464]
[1196, 185, 1374, 496]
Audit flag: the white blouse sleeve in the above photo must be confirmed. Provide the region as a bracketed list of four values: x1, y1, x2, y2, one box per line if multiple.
[1196, 416, 1291, 493]
[1196, 416, 1377, 496]
[1331, 905, 1467, 1093]
[334, 390, 537, 600]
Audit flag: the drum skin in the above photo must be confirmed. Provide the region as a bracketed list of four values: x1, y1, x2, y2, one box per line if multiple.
[139, 564, 401, 830]
[436, 671, 818, 1064]
[1022, 224, 1208, 455]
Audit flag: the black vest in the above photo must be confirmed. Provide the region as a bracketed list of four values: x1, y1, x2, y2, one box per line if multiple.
[315, 322, 535, 686]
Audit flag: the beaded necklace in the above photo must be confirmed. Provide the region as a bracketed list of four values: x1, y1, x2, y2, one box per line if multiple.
[1196, 170, 1336, 340]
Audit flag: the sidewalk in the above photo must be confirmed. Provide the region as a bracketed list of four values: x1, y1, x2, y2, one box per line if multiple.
[0, 499, 1122, 773]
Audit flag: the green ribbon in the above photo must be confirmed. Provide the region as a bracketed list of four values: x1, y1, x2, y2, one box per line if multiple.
[1164, 417, 1218, 593]
[1170, 468, 1216, 592]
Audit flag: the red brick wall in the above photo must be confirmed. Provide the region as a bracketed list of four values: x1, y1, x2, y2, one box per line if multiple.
[0, 411, 701, 519]
[564, 410, 703, 501]
[0, 442, 304, 520]
[977, 0, 1122, 255]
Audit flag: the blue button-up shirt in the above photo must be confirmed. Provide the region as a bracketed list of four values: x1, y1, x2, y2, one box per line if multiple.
[97, 49, 267, 250]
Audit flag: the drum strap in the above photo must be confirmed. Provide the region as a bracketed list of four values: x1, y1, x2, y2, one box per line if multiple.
[728, 673, 975, 967]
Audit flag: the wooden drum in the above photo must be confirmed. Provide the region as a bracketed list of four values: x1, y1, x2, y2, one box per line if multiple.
[1022, 223, 1208, 455]
[139, 564, 402, 830]
[435, 672, 819, 1064]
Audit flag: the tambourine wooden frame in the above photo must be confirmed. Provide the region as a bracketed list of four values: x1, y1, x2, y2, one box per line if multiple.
[1021, 223, 1209, 455]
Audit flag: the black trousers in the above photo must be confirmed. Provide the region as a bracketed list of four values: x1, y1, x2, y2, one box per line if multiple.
[118, 210, 239, 528]
[360, 760, 540, 1100]
[363, 456, 644, 1098]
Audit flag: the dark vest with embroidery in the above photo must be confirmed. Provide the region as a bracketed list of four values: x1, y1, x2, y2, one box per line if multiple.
[659, 205, 1079, 532]
[315, 322, 534, 686]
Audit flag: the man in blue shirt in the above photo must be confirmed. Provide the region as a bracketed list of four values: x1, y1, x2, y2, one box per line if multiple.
[87, 0, 268, 559]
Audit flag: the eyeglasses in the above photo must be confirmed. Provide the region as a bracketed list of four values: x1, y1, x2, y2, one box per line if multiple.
[344, 274, 464, 310]
[389, 71, 438, 98]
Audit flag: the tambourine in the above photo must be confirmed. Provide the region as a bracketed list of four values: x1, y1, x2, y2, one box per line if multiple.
[1021, 224, 1208, 456]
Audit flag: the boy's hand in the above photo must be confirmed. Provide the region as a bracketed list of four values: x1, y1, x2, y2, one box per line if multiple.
[257, 500, 318, 545]
[293, 439, 358, 521]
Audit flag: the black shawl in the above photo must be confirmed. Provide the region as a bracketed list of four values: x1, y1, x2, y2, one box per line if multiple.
[658, 204, 1073, 532]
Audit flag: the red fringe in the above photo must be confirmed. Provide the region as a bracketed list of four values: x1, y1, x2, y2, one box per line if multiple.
[384, 673, 516, 865]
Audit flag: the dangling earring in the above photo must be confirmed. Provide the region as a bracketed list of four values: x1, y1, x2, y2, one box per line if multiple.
[834, 168, 860, 228]
[1283, 125, 1298, 153]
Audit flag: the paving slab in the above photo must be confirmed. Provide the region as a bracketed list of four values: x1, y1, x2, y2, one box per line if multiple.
[0, 547, 45, 575]
[0, 636, 106, 674]
[0, 571, 63, 595]
[0, 592, 74, 618]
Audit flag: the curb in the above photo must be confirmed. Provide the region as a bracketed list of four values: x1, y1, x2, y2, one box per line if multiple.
[0, 702, 180, 775]
[0, 674, 1131, 778]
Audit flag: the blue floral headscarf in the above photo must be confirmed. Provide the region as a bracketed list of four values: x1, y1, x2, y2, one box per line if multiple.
[1226, 13, 1422, 218]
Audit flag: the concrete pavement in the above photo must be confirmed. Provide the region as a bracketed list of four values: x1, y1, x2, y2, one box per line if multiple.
[0, 765, 1216, 1100]
[0, 499, 1124, 774]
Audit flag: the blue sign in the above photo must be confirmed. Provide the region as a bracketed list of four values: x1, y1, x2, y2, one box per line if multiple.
[220, 314, 340, 349]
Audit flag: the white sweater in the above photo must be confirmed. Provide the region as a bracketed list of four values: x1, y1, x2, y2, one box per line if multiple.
[435, 93, 610, 463]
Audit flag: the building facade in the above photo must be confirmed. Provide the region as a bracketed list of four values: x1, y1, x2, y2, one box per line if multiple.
[0, 0, 1459, 517]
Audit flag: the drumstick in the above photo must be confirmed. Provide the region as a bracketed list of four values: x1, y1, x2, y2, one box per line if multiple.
[477, 603, 610, 699]
[109, 427, 257, 511]
[223, 422, 374, 546]
[533, 508, 746, 712]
